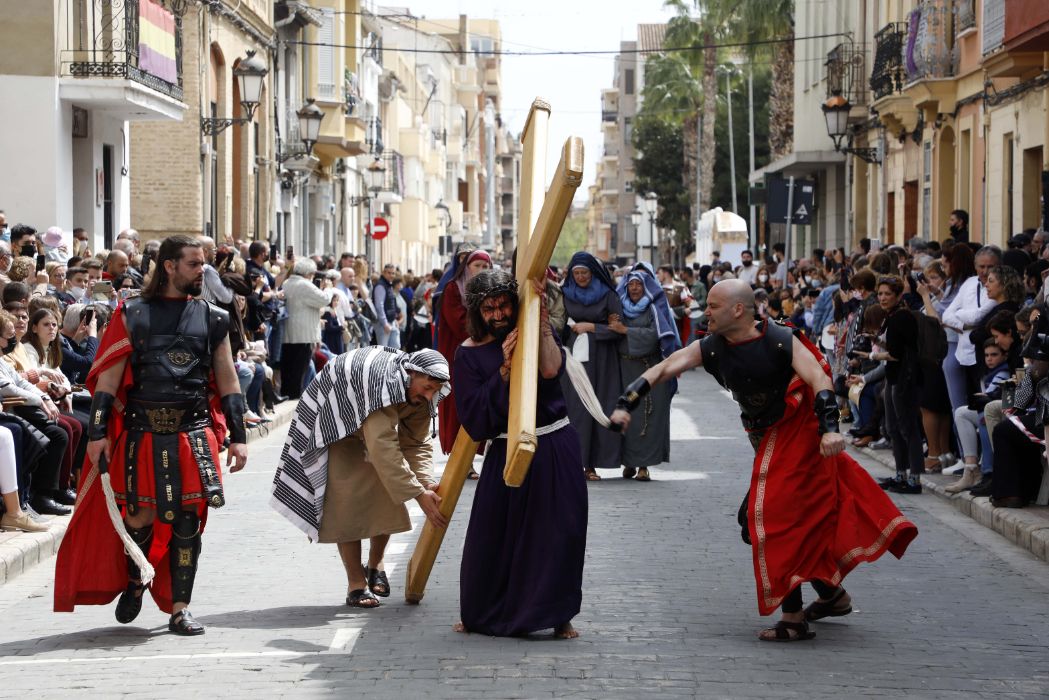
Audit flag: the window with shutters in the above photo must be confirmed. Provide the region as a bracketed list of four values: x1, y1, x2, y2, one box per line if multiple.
[317, 12, 335, 99]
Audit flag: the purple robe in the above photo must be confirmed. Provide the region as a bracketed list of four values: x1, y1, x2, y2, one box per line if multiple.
[453, 339, 588, 636]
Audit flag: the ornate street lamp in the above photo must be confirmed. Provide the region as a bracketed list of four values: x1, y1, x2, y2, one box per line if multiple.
[296, 98, 324, 157]
[822, 90, 880, 164]
[202, 50, 269, 136]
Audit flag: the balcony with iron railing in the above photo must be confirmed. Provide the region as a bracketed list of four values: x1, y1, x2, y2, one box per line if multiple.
[825, 41, 868, 106]
[870, 22, 908, 100]
[375, 150, 404, 204]
[365, 116, 384, 155]
[61, 0, 187, 105]
[905, 2, 959, 83]
[956, 0, 976, 33]
[983, 0, 1049, 78]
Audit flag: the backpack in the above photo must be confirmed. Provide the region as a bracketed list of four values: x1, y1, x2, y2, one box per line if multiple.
[912, 310, 948, 365]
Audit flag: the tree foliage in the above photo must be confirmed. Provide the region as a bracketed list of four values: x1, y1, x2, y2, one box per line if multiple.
[551, 214, 589, 269]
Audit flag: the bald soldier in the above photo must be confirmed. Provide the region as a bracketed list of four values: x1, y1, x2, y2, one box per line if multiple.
[610, 279, 917, 642]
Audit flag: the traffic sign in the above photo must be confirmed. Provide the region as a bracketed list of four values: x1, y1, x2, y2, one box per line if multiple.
[370, 216, 389, 240]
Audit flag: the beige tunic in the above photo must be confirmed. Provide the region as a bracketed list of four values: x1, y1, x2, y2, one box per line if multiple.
[317, 401, 436, 543]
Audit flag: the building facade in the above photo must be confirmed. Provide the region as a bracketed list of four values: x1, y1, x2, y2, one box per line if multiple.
[0, 0, 189, 251]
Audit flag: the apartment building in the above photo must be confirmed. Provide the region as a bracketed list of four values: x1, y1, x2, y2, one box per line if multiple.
[0, 0, 190, 251]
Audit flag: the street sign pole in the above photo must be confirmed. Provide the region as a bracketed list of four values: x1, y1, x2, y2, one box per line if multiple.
[784, 175, 795, 282]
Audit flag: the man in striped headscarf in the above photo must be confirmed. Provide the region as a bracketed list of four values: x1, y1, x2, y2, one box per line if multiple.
[272, 346, 451, 608]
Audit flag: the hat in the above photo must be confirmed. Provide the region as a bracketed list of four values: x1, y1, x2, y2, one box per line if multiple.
[42, 226, 64, 248]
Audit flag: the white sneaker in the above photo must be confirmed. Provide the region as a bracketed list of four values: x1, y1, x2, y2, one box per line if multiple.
[943, 459, 966, 475]
[244, 410, 263, 424]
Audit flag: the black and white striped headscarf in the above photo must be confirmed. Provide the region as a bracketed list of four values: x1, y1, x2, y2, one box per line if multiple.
[271, 346, 450, 540]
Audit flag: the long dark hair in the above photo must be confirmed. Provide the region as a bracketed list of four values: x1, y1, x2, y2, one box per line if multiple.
[27, 308, 62, 368]
[942, 243, 976, 290]
[141, 234, 203, 300]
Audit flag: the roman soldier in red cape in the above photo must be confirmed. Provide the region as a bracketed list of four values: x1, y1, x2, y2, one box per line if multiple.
[54, 235, 249, 636]
[610, 279, 917, 642]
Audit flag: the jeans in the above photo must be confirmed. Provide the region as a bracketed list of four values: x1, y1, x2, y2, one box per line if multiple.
[268, 316, 286, 364]
[942, 343, 969, 413]
[884, 381, 924, 475]
[376, 323, 400, 349]
[953, 405, 981, 459]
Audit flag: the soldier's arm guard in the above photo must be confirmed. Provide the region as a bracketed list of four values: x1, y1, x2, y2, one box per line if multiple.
[221, 393, 248, 445]
[87, 391, 116, 440]
[814, 389, 840, 435]
[615, 377, 651, 413]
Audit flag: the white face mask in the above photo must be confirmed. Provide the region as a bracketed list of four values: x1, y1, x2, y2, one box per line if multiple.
[68, 285, 86, 300]
[803, 276, 813, 285]
[758, 274, 769, 283]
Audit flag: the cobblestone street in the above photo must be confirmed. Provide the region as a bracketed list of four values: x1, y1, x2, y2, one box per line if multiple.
[1, 368, 1048, 698]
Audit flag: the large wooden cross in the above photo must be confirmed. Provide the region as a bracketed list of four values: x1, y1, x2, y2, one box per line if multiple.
[405, 99, 584, 602]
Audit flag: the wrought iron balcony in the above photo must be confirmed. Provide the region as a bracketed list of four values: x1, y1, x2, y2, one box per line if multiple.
[825, 41, 868, 105]
[905, 2, 959, 82]
[956, 0, 976, 33]
[870, 22, 908, 100]
[379, 150, 404, 199]
[63, 0, 187, 102]
[365, 116, 384, 155]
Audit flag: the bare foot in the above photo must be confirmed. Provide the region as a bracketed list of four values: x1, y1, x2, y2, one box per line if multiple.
[453, 621, 469, 633]
[554, 622, 579, 639]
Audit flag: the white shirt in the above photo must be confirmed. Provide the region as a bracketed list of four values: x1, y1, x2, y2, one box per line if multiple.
[735, 263, 759, 286]
[941, 275, 987, 366]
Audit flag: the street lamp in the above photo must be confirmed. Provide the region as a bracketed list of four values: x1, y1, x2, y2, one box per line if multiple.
[630, 208, 642, 260]
[296, 99, 324, 157]
[821, 89, 880, 164]
[349, 156, 387, 206]
[644, 192, 658, 265]
[435, 199, 453, 256]
[201, 50, 269, 136]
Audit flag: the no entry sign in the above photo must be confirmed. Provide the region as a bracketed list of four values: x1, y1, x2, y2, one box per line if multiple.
[370, 216, 390, 240]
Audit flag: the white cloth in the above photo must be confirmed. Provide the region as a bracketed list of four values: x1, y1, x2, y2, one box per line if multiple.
[571, 331, 590, 363]
[941, 276, 987, 366]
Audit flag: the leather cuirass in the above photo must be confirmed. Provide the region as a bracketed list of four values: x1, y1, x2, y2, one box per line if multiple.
[701, 320, 796, 431]
[124, 297, 230, 402]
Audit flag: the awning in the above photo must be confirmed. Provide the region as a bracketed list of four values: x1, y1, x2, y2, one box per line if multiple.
[748, 149, 845, 185]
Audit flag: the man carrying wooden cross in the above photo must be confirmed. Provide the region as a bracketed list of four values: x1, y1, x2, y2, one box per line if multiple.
[451, 269, 587, 638]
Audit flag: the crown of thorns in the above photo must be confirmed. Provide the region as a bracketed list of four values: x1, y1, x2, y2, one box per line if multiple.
[465, 278, 519, 310]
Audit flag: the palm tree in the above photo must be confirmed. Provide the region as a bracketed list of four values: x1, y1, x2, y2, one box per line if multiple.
[720, 0, 795, 159]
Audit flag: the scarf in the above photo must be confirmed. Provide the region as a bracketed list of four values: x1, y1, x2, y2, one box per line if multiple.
[617, 269, 682, 359]
[271, 346, 451, 541]
[562, 251, 614, 307]
[620, 293, 652, 318]
[455, 250, 492, 299]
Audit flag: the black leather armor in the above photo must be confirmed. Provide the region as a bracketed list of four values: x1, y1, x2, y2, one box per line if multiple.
[700, 320, 796, 431]
[124, 297, 230, 402]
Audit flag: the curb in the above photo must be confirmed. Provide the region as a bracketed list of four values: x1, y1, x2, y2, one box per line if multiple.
[0, 400, 298, 586]
[853, 445, 1049, 564]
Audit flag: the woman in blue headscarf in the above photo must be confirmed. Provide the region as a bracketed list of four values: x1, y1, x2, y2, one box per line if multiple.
[616, 267, 682, 481]
[561, 251, 624, 481]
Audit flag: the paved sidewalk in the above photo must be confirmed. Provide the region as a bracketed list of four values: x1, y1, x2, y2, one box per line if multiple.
[854, 444, 1049, 564]
[1, 370, 1048, 698]
[0, 400, 298, 585]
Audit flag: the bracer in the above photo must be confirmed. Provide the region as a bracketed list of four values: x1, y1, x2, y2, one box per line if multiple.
[221, 393, 248, 445]
[814, 389, 840, 435]
[87, 391, 116, 440]
[615, 377, 651, 413]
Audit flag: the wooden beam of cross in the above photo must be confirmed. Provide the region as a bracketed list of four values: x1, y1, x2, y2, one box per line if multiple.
[504, 100, 584, 487]
[404, 426, 479, 603]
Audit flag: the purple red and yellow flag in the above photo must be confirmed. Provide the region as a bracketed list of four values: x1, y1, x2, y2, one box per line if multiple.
[139, 0, 177, 85]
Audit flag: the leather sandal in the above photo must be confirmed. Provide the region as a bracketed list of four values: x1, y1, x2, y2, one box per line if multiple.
[346, 588, 380, 608]
[168, 609, 205, 636]
[759, 620, 815, 642]
[622, 467, 637, 479]
[803, 588, 852, 622]
[115, 582, 146, 624]
[585, 469, 602, 481]
[366, 567, 391, 597]
[634, 468, 651, 482]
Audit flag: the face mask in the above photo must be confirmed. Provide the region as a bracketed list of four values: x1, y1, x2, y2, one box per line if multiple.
[1, 336, 17, 354]
[758, 274, 768, 283]
[68, 285, 86, 300]
[803, 276, 813, 285]
[742, 259, 752, 267]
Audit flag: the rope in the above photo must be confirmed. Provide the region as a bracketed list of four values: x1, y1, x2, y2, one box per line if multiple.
[99, 456, 155, 585]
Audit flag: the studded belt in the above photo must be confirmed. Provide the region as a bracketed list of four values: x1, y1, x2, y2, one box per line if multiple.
[125, 398, 211, 434]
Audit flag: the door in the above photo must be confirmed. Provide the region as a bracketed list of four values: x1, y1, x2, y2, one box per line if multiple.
[102, 144, 114, 249]
[903, 180, 919, 242]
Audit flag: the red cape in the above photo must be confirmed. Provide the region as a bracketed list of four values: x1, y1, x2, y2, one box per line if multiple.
[747, 333, 918, 615]
[53, 300, 228, 614]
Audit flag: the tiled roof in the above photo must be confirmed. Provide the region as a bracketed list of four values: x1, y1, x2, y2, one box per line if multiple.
[637, 24, 666, 53]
